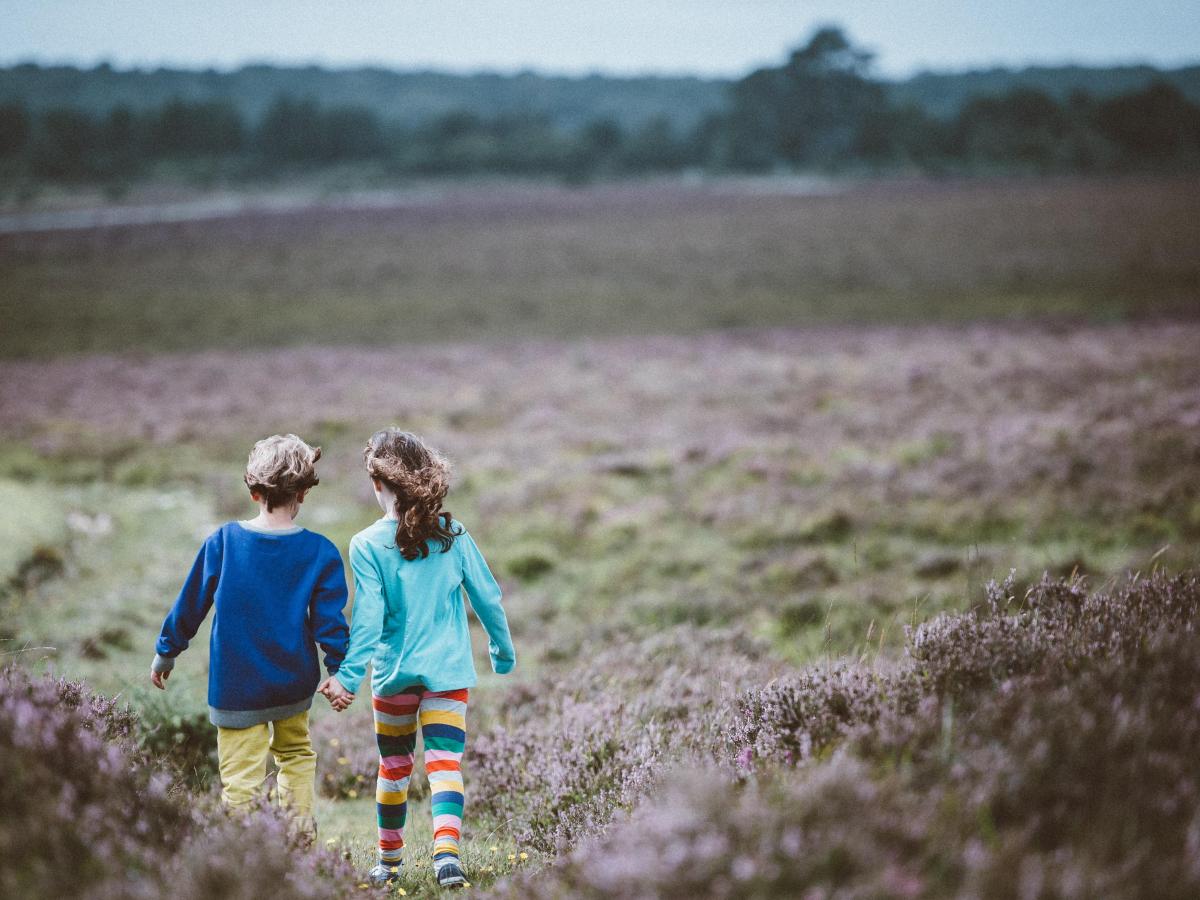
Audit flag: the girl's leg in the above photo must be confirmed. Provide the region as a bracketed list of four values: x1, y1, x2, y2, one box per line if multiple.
[418, 688, 469, 871]
[373, 687, 423, 869]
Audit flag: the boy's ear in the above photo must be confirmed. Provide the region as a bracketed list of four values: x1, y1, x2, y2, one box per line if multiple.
[249, 490, 261, 502]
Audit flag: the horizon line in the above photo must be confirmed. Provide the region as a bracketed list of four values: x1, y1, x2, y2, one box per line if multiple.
[3, 54, 1200, 84]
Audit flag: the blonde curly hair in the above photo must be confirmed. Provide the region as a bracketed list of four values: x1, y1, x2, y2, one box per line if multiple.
[364, 428, 457, 560]
[244, 434, 321, 511]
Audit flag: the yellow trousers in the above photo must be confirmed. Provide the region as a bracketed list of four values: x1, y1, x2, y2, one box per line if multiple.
[216, 709, 316, 838]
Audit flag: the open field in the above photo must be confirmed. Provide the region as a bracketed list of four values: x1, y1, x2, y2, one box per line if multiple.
[3, 316, 1199, 894]
[1, 176, 1198, 358]
[2, 175, 1200, 896]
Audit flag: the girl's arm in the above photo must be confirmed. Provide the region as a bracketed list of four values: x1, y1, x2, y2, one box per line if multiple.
[460, 529, 516, 674]
[310, 544, 350, 675]
[153, 532, 222, 673]
[334, 538, 387, 695]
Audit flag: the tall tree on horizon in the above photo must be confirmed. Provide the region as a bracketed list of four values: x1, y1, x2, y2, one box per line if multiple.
[725, 27, 889, 169]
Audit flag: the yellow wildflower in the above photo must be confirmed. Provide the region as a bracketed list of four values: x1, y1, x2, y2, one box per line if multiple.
[338, 756, 350, 766]
[519, 852, 529, 861]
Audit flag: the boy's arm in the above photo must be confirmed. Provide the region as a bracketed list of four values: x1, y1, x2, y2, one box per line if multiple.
[153, 534, 222, 675]
[460, 529, 516, 674]
[333, 539, 386, 696]
[311, 546, 350, 674]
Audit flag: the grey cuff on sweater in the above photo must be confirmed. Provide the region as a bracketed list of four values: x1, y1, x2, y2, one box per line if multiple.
[151, 654, 176, 673]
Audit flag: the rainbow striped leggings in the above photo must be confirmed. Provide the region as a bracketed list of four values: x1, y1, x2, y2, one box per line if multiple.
[373, 686, 468, 870]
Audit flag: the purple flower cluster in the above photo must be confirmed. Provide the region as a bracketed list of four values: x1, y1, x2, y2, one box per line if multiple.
[470, 626, 781, 852]
[485, 573, 1200, 898]
[0, 668, 360, 899]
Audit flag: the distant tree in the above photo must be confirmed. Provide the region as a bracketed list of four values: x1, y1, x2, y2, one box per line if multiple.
[854, 103, 948, 168]
[0, 102, 31, 157]
[1095, 82, 1200, 164]
[148, 98, 244, 157]
[492, 114, 573, 174]
[97, 105, 141, 176]
[684, 113, 728, 168]
[431, 111, 484, 143]
[256, 95, 322, 162]
[317, 106, 387, 161]
[582, 118, 624, 157]
[725, 27, 890, 169]
[951, 88, 1078, 172]
[621, 116, 689, 172]
[32, 107, 98, 179]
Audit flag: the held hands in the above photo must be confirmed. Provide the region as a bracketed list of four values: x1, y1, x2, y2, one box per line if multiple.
[319, 675, 355, 712]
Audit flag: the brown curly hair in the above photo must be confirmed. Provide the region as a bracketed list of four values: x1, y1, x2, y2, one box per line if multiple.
[243, 434, 321, 511]
[364, 428, 457, 560]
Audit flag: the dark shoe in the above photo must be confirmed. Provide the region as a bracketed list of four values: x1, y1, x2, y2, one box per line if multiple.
[435, 860, 468, 888]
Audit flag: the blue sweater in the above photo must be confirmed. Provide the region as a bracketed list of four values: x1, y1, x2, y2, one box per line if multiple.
[153, 522, 350, 727]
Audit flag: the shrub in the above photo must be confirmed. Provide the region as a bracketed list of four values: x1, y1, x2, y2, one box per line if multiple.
[504, 547, 557, 581]
[311, 711, 428, 802]
[491, 573, 1200, 898]
[470, 626, 780, 852]
[135, 687, 220, 792]
[497, 757, 937, 900]
[0, 668, 360, 899]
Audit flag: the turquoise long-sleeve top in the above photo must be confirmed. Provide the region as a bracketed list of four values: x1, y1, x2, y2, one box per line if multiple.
[334, 517, 515, 696]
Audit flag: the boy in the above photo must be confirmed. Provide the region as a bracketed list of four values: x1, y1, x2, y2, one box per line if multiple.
[150, 433, 349, 839]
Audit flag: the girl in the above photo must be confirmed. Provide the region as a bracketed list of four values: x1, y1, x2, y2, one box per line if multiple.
[324, 429, 515, 889]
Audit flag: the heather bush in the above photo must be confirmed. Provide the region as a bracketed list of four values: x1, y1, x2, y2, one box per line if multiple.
[311, 711, 428, 802]
[496, 757, 938, 900]
[0, 668, 359, 899]
[166, 806, 360, 900]
[470, 626, 780, 852]
[134, 687, 219, 792]
[732, 572, 1200, 768]
[0, 667, 191, 897]
[507, 573, 1200, 899]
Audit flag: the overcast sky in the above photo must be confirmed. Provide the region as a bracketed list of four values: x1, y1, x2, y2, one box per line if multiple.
[4, 1, 1199, 78]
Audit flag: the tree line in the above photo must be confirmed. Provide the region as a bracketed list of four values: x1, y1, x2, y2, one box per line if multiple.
[2, 28, 1198, 185]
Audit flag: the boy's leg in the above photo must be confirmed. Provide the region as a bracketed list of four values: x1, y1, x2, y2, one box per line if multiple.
[419, 688, 469, 871]
[373, 686, 423, 870]
[269, 709, 317, 841]
[216, 722, 271, 809]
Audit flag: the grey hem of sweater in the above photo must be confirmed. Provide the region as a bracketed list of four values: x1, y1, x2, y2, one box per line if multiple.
[152, 653, 175, 673]
[208, 696, 313, 729]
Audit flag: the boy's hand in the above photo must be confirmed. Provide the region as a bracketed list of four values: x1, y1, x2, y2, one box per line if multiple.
[319, 675, 355, 712]
[150, 668, 170, 690]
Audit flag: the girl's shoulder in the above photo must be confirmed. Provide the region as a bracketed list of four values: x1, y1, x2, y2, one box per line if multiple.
[350, 518, 395, 550]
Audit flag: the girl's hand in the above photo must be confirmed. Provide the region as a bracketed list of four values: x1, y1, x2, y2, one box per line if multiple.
[150, 668, 170, 690]
[319, 676, 355, 711]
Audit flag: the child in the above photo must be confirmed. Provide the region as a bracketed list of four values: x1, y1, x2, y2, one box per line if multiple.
[150, 434, 349, 840]
[322, 428, 515, 889]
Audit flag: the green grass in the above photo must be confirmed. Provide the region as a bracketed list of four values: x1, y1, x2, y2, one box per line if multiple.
[1, 176, 1198, 358]
[0, 479, 68, 585]
[317, 796, 532, 895]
